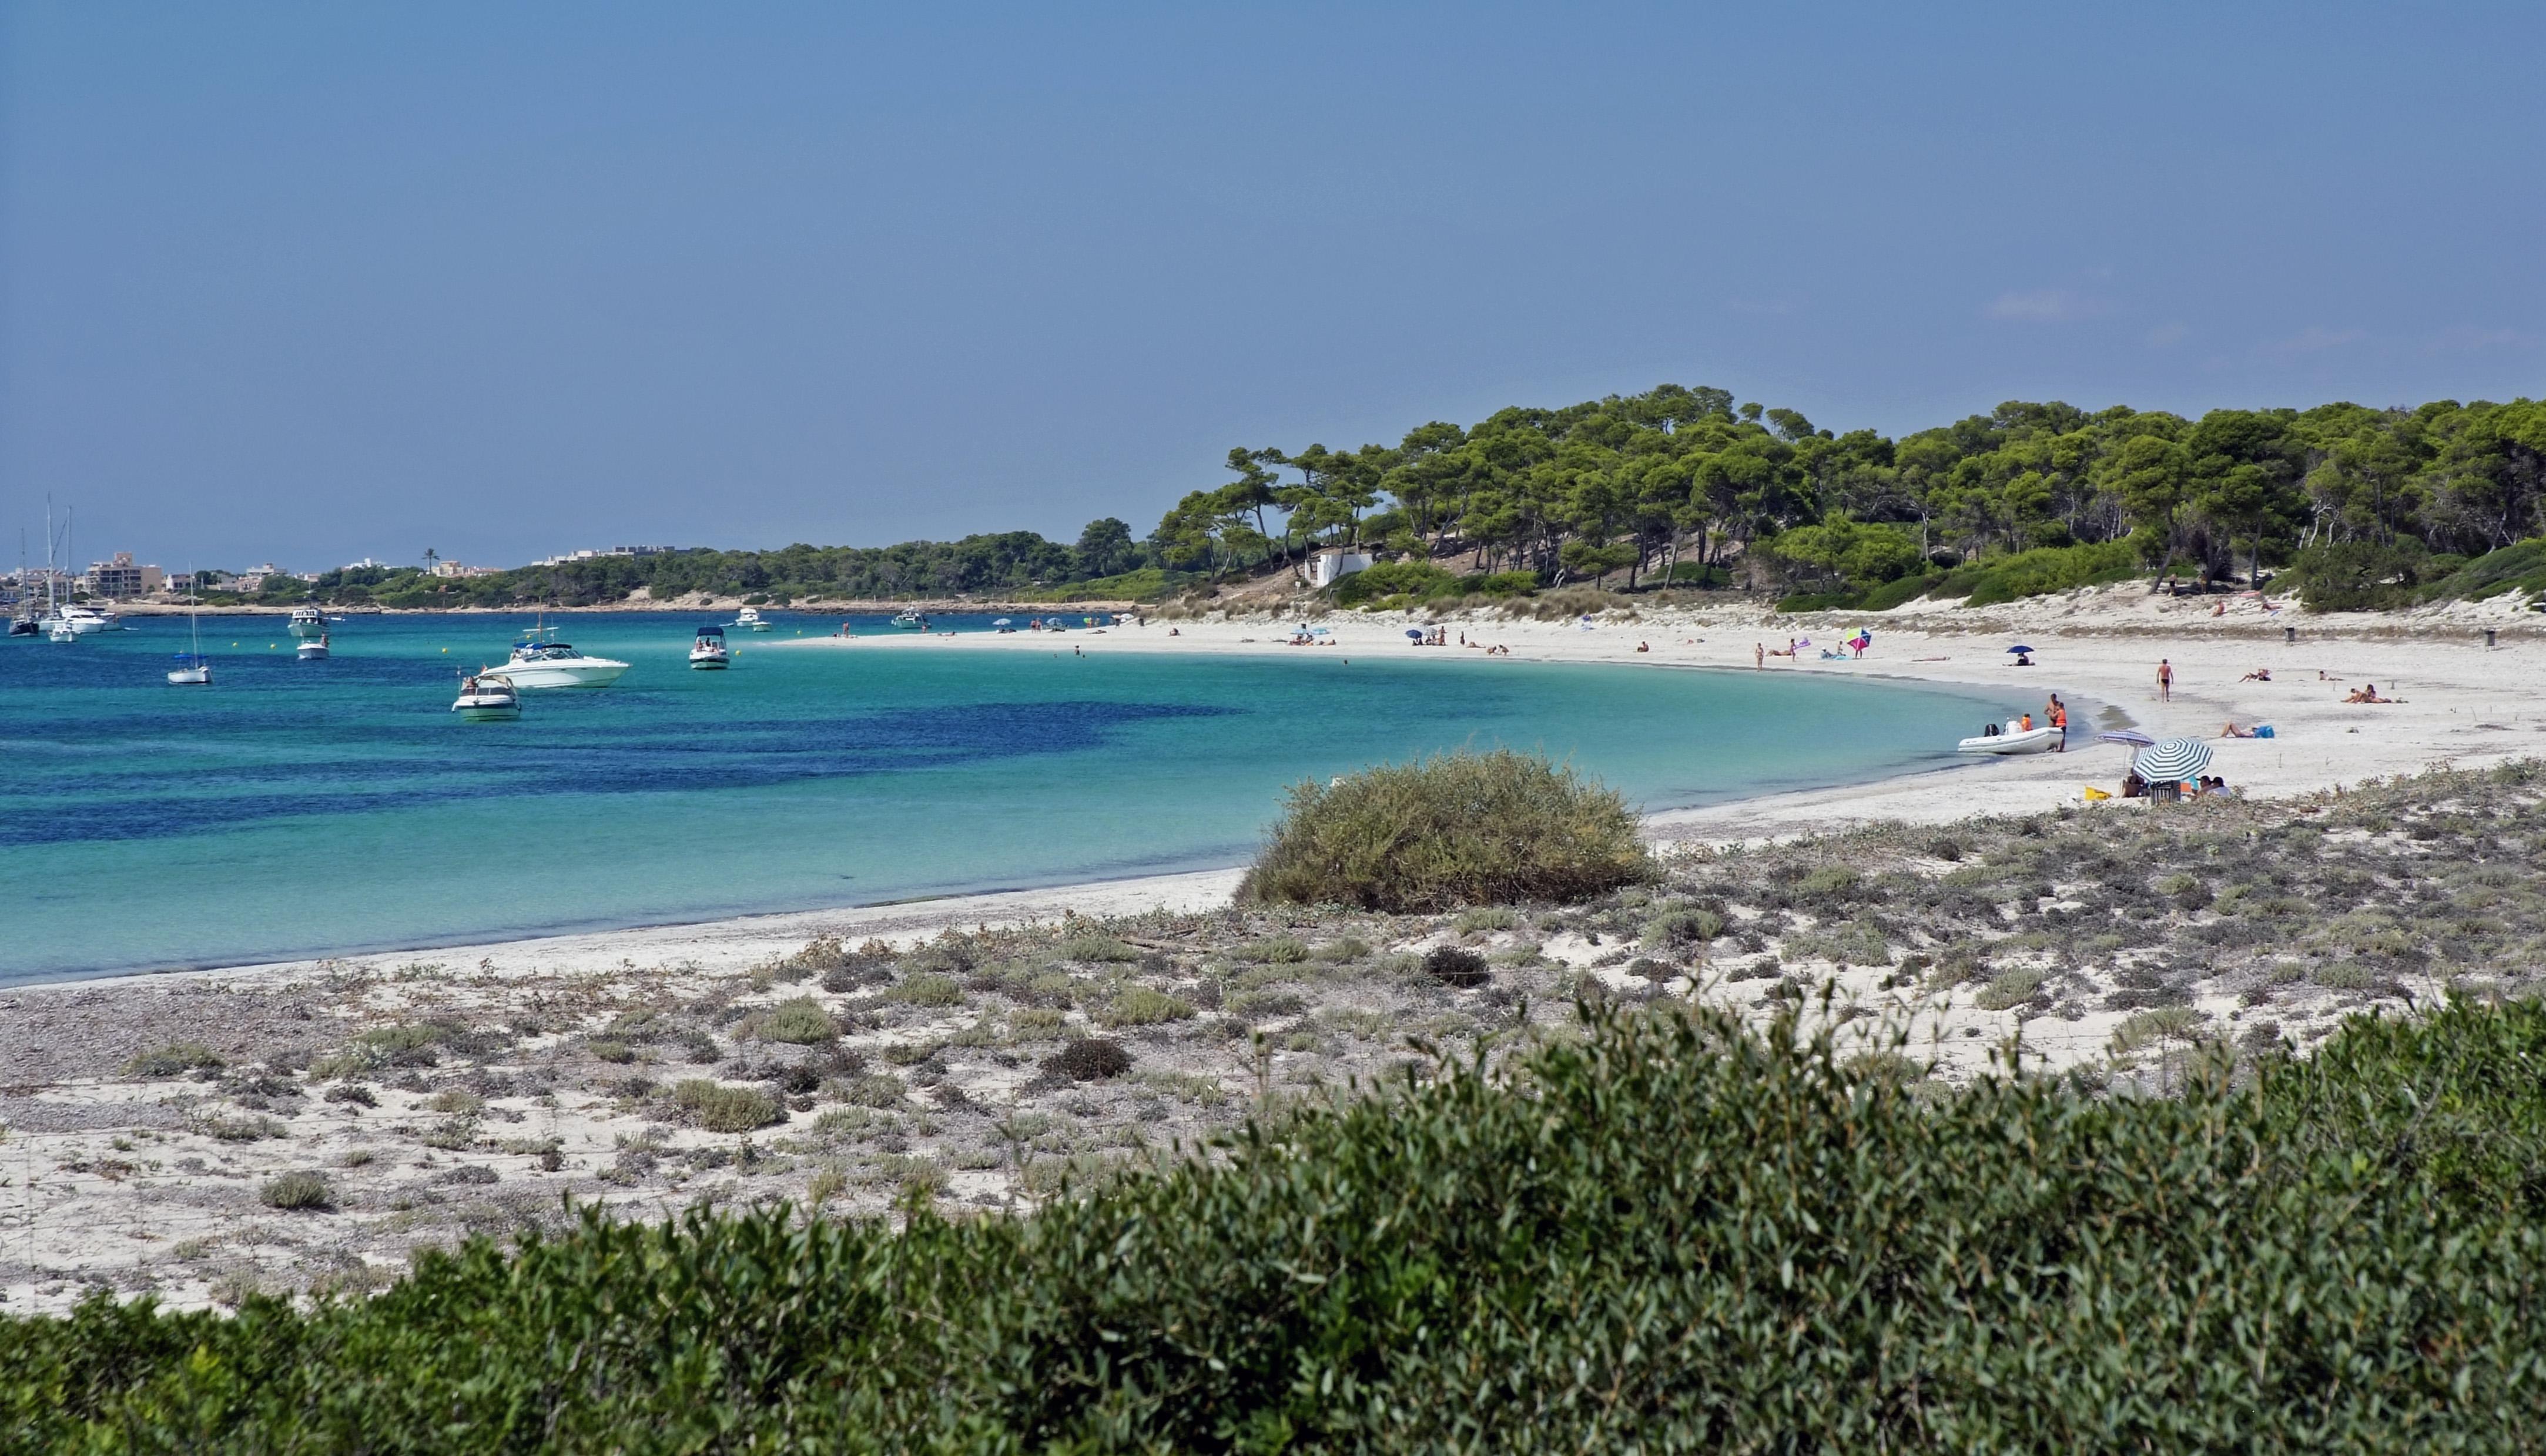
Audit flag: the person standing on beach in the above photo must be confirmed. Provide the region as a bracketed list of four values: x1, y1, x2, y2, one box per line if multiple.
[2048, 693, 2068, 751]
[2158, 658, 2175, 702]
[1754, 642, 1764, 669]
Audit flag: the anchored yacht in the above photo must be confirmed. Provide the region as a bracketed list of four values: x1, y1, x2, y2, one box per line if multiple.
[287, 605, 331, 638]
[493, 622, 629, 689]
[733, 606, 773, 632]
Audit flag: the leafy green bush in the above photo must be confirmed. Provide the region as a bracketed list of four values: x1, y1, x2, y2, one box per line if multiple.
[121, 1044, 224, 1078]
[1096, 988, 1195, 1029]
[1042, 1038, 1133, 1081]
[256, 1172, 332, 1212]
[891, 974, 967, 1009]
[1238, 749, 1655, 912]
[2414, 538, 2546, 605]
[2291, 541, 2437, 611]
[1952, 540, 2142, 606]
[1331, 560, 1459, 605]
[742, 998, 838, 1045]
[1422, 945, 1490, 987]
[671, 1080, 785, 1133]
[13, 1001, 2546, 1448]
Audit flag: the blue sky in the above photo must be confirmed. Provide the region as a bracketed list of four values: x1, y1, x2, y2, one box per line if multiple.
[4, 2, 2540, 571]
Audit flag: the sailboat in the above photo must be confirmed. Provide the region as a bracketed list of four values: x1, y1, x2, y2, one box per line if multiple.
[35, 502, 76, 642]
[8, 532, 36, 636]
[168, 575, 210, 685]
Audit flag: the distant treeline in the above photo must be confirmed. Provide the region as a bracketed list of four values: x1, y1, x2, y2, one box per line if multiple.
[211, 385, 2546, 610]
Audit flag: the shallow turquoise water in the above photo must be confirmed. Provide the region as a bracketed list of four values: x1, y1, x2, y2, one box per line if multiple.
[0, 612, 2004, 982]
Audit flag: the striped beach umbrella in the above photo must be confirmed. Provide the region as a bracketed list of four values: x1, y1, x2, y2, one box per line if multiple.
[2132, 737, 2213, 783]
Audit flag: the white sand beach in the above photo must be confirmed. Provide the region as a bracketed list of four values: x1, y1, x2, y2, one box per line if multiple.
[2, 585, 2538, 1315]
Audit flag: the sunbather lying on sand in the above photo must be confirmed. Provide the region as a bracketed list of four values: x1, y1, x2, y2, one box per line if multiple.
[2344, 684, 2396, 704]
[2240, 668, 2272, 682]
[2222, 722, 2257, 739]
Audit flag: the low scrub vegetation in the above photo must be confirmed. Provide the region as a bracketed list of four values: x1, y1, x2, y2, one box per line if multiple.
[1238, 749, 1654, 912]
[10, 999, 2546, 1447]
[670, 1080, 784, 1134]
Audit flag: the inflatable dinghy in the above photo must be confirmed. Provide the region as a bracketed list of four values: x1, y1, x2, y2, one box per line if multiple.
[1957, 724, 2061, 756]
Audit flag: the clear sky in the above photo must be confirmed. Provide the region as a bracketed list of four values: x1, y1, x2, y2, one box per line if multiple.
[4, 2, 2541, 572]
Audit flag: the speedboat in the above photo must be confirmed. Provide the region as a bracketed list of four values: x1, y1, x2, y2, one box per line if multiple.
[46, 616, 76, 643]
[689, 625, 731, 669]
[734, 606, 772, 632]
[892, 609, 926, 629]
[1957, 723, 2062, 756]
[298, 633, 330, 660]
[497, 623, 629, 689]
[451, 673, 521, 720]
[58, 603, 120, 635]
[287, 605, 331, 638]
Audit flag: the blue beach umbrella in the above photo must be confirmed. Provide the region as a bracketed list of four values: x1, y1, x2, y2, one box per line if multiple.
[2132, 738, 2213, 783]
[2098, 729, 2155, 747]
[1405, 629, 1423, 639]
[2006, 644, 2035, 654]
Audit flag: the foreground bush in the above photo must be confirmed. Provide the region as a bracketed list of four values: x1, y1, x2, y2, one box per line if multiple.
[9, 1001, 2546, 1450]
[1238, 748, 1654, 912]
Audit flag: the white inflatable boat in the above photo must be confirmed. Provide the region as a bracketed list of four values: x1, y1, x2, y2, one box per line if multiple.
[1957, 724, 2061, 756]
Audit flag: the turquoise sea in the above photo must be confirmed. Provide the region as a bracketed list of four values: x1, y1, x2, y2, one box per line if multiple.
[0, 612, 2008, 984]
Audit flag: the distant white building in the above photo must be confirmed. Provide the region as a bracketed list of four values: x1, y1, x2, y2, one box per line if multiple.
[1306, 546, 1375, 589]
[430, 559, 498, 579]
[81, 553, 164, 599]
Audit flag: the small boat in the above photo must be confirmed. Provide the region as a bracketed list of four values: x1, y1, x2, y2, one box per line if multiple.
[287, 605, 331, 638]
[452, 673, 521, 720]
[6, 614, 35, 638]
[689, 625, 731, 669]
[498, 620, 630, 689]
[1957, 724, 2062, 756]
[168, 579, 212, 683]
[47, 617, 77, 643]
[892, 609, 926, 629]
[734, 606, 773, 632]
[58, 602, 120, 635]
[297, 633, 330, 660]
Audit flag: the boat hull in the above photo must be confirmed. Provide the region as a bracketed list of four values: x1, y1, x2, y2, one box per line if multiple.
[689, 653, 729, 669]
[166, 669, 210, 685]
[1957, 726, 2061, 756]
[492, 659, 629, 690]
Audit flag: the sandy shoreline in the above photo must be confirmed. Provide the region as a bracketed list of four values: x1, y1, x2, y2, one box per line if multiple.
[29, 583, 2544, 992]
[4, 583, 2540, 1315]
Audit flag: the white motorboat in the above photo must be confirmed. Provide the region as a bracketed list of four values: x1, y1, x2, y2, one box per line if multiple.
[451, 673, 521, 720]
[287, 605, 331, 638]
[58, 602, 120, 635]
[298, 633, 330, 660]
[689, 625, 731, 669]
[46, 616, 76, 643]
[734, 606, 772, 632]
[892, 609, 926, 629]
[1957, 723, 2062, 756]
[496, 622, 629, 689]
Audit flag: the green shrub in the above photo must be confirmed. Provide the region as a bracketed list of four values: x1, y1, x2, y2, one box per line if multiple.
[745, 998, 838, 1044]
[1007, 1008, 1069, 1041]
[1423, 945, 1490, 988]
[1974, 968, 2047, 1011]
[1043, 1038, 1133, 1081]
[2416, 539, 2546, 605]
[1331, 560, 1459, 606]
[1096, 988, 1195, 1029]
[892, 974, 967, 1009]
[1955, 540, 2141, 606]
[14, 1001, 2546, 1448]
[1056, 934, 1140, 964]
[1239, 749, 1655, 912]
[1233, 936, 1311, 964]
[122, 1044, 223, 1079]
[256, 1172, 332, 1212]
[1640, 908, 1724, 948]
[671, 1080, 785, 1133]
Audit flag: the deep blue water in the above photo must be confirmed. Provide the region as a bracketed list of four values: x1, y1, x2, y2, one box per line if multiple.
[0, 610, 2004, 982]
